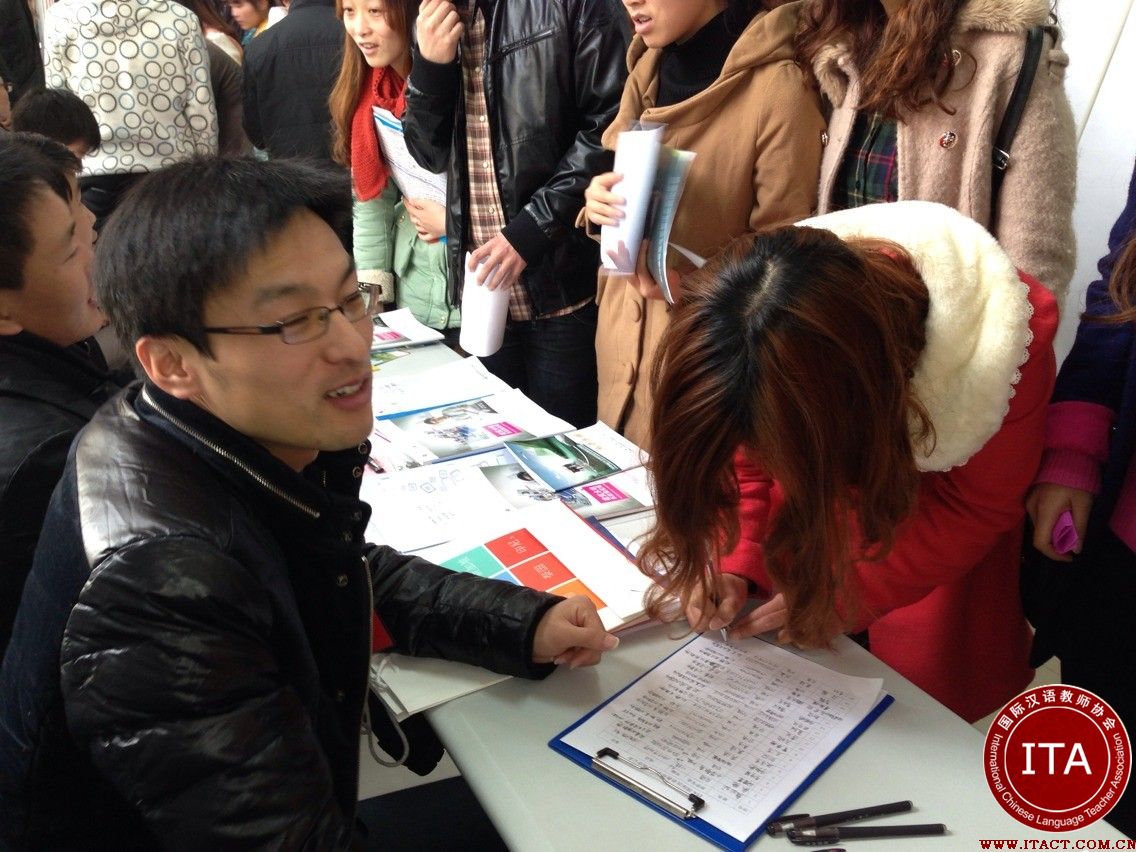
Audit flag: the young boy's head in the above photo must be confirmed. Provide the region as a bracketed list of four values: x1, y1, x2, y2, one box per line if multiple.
[0, 133, 102, 347]
[11, 89, 101, 159]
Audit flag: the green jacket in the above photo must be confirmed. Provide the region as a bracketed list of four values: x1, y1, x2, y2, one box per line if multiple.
[353, 183, 459, 330]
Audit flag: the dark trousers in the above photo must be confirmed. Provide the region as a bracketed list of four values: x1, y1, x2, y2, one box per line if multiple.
[1026, 526, 1136, 838]
[1058, 531, 1136, 838]
[480, 300, 598, 428]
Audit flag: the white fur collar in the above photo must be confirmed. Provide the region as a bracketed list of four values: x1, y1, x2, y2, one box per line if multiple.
[813, 0, 1052, 105]
[796, 202, 1034, 472]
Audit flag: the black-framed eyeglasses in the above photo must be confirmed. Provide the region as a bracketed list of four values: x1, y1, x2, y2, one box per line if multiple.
[203, 285, 380, 345]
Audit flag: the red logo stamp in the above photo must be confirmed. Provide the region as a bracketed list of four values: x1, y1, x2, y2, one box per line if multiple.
[984, 685, 1130, 831]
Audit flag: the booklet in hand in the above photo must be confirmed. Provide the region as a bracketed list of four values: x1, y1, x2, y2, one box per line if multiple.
[600, 122, 698, 304]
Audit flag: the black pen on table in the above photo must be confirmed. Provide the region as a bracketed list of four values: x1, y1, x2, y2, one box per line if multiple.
[767, 800, 913, 836]
[787, 823, 947, 845]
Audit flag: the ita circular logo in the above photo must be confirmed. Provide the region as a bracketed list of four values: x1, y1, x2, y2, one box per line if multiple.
[984, 685, 1130, 831]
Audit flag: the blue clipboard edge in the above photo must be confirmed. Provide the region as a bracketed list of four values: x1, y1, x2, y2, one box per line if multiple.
[548, 638, 895, 851]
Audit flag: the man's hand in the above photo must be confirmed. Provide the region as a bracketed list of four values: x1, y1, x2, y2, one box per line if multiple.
[533, 596, 619, 669]
[406, 198, 447, 242]
[469, 232, 527, 291]
[1026, 482, 1094, 561]
[416, 0, 463, 65]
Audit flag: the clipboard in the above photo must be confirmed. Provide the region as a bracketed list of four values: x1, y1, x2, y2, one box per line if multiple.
[549, 636, 894, 851]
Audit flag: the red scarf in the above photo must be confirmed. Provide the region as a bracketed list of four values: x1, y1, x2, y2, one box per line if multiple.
[351, 65, 407, 202]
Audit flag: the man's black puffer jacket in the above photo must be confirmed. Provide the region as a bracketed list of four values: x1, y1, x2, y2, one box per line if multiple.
[0, 382, 558, 849]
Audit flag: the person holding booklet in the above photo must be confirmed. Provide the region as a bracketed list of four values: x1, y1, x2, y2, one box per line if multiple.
[329, 0, 459, 334]
[639, 201, 1056, 723]
[583, 0, 825, 448]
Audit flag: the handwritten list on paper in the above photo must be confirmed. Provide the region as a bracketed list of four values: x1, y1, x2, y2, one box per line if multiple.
[561, 635, 884, 844]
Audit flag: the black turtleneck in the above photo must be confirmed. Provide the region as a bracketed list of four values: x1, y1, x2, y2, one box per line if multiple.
[656, 10, 739, 109]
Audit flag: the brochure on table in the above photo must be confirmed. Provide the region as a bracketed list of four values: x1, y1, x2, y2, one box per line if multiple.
[371, 389, 572, 472]
[362, 438, 654, 552]
[504, 422, 645, 491]
[557, 466, 656, 522]
[370, 308, 445, 351]
[370, 502, 653, 719]
[370, 356, 509, 420]
[361, 450, 553, 552]
[552, 634, 893, 851]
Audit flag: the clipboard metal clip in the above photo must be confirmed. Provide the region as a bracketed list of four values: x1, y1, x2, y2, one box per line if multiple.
[592, 747, 705, 820]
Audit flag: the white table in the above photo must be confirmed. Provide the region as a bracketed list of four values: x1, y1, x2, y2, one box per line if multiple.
[427, 625, 1128, 850]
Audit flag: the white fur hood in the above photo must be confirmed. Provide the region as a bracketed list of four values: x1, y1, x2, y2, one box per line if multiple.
[796, 201, 1034, 472]
[812, 0, 1053, 105]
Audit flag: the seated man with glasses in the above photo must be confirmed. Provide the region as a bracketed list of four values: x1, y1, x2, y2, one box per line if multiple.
[0, 157, 618, 848]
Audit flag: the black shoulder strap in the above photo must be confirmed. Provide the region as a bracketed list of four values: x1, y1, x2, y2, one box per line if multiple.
[991, 25, 1046, 207]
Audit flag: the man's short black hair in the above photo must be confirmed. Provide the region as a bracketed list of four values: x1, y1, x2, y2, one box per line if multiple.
[95, 156, 352, 355]
[10, 88, 101, 153]
[0, 133, 81, 291]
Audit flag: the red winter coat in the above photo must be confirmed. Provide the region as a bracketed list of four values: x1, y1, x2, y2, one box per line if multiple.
[721, 272, 1057, 723]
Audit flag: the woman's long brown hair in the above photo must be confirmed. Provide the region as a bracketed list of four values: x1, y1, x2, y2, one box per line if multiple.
[328, 0, 417, 168]
[796, 0, 969, 120]
[640, 226, 932, 647]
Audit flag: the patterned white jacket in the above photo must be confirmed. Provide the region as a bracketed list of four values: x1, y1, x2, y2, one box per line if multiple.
[45, 0, 218, 176]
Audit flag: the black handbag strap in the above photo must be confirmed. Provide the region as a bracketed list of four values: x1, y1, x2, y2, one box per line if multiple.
[991, 25, 1046, 207]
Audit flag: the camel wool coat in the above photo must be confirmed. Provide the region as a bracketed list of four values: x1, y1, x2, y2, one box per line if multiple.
[594, 3, 824, 448]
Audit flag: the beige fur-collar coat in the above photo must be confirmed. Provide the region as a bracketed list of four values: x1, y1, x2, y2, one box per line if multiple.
[814, 0, 1077, 302]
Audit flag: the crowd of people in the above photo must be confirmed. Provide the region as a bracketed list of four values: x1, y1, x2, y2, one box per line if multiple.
[0, 0, 1133, 844]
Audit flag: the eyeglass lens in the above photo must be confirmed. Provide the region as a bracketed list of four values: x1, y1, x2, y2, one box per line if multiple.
[279, 289, 376, 344]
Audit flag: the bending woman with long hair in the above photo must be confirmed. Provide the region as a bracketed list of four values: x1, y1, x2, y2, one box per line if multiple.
[796, 0, 1076, 300]
[328, 0, 457, 332]
[641, 200, 1057, 723]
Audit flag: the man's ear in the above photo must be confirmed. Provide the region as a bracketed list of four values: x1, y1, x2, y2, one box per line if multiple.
[135, 336, 205, 400]
[0, 293, 26, 336]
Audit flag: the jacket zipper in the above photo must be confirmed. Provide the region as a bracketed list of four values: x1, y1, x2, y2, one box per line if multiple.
[490, 27, 555, 61]
[141, 386, 321, 519]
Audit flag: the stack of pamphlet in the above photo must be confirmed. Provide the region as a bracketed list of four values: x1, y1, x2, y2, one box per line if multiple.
[369, 502, 654, 719]
[361, 344, 660, 717]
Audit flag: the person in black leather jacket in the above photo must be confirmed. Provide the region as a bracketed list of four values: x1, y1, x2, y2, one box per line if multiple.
[0, 134, 122, 658]
[243, 0, 345, 162]
[0, 156, 618, 849]
[403, 0, 627, 428]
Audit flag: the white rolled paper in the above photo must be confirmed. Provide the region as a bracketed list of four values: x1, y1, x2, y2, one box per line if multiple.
[459, 252, 510, 357]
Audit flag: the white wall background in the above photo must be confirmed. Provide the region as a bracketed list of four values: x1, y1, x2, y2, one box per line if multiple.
[1054, 0, 1136, 359]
